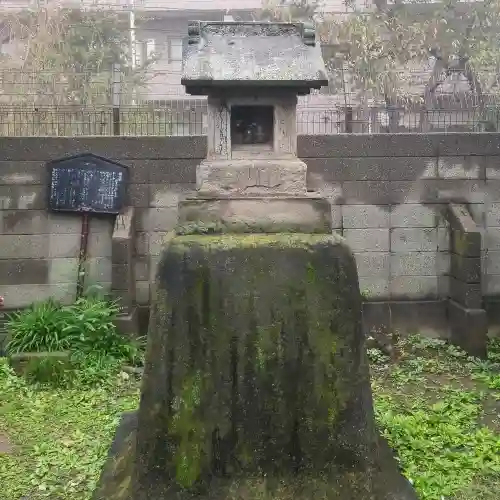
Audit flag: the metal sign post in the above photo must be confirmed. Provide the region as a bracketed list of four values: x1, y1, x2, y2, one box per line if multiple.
[76, 212, 91, 298]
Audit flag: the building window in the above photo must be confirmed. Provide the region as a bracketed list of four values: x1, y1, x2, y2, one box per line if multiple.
[168, 38, 183, 63]
[133, 39, 155, 67]
[146, 39, 155, 60]
[134, 41, 142, 68]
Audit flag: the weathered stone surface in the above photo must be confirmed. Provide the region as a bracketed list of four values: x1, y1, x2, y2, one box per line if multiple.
[390, 228, 438, 252]
[449, 276, 483, 309]
[343, 205, 390, 229]
[362, 300, 448, 339]
[448, 300, 487, 358]
[344, 229, 390, 253]
[1, 283, 77, 308]
[390, 276, 439, 300]
[196, 159, 307, 196]
[95, 234, 416, 500]
[451, 230, 482, 258]
[450, 253, 481, 283]
[182, 22, 328, 94]
[177, 196, 332, 234]
[444, 203, 487, 355]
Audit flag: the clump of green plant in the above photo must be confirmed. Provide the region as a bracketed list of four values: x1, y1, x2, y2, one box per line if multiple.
[367, 347, 390, 365]
[488, 337, 500, 363]
[371, 333, 500, 500]
[23, 356, 71, 386]
[5, 299, 68, 353]
[6, 295, 137, 362]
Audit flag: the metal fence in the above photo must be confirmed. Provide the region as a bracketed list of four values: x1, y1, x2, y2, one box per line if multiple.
[0, 103, 498, 137]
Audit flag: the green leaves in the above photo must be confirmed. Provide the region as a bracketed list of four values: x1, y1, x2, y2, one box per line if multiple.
[0, 358, 139, 499]
[1, 7, 149, 107]
[6, 299, 75, 353]
[318, 0, 500, 105]
[373, 335, 500, 500]
[6, 295, 137, 362]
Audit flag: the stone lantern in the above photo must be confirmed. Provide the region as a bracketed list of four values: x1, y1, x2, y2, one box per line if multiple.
[178, 21, 331, 233]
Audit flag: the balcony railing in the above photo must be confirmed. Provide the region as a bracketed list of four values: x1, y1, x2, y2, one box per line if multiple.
[0, 0, 264, 11]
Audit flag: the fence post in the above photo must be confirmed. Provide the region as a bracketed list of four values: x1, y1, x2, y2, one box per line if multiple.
[344, 106, 353, 133]
[112, 63, 121, 136]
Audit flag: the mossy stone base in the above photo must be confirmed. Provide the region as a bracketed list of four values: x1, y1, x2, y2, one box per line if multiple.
[8, 351, 71, 382]
[94, 234, 417, 500]
[177, 196, 332, 234]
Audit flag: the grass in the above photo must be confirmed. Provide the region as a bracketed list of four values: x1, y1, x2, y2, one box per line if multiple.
[0, 361, 140, 499]
[369, 335, 500, 500]
[0, 335, 499, 500]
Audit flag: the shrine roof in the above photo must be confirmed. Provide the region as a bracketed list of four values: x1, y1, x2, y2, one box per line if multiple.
[181, 21, 329, 95]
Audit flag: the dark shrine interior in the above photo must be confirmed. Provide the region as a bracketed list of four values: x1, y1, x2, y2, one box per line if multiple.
[230, 105, 274, 149]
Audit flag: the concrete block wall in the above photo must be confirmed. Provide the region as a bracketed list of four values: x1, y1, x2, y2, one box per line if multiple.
[0, 155, 114, 306]
[302, 134, 500, 305]
[446, 203, 487, 356]
[0, 137, 204, 309]
[2, 134, 500, 318]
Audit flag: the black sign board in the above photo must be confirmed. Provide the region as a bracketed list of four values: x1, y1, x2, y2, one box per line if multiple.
[47, 154, 128, 214]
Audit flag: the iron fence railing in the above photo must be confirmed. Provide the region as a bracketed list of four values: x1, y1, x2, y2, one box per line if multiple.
[0, 104, 498, 137]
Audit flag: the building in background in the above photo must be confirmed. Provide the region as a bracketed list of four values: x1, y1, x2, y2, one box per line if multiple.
[0, 0, 494, 135]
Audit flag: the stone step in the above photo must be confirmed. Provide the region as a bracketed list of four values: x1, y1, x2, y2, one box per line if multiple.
[177, 195, 332, 234]
[196, 158, 308, 196]
[0, 313, 8, 355]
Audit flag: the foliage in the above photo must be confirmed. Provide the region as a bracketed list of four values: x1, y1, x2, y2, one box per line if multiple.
[0, 357, 139, 499]
[0, 335, 499, 499]
[5, 299, 68, 353]
[5, 296, 136, 362]
[257, 0, 319, 22]
[317, 0, 500, 109]
[263, 0, 500, 129]
[371, 335, 500, 500]
[0, 6, 152, 107]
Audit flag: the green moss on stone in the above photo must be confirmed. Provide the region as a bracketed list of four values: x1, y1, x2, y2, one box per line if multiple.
[135, 232, 370, 493]
[170, 371, 207, 488]
[96, 233, 415, 500]
[169, 233, 344, 252]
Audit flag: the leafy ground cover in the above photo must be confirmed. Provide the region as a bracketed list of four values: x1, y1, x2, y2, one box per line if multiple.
[370, 335, 500, 500]
[0, 335, 499, 500]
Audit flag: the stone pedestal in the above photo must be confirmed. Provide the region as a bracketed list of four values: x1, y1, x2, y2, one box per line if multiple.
[196, 158, 307, 196]
[94, 235, 417, 500]
[178, 195, 331, 235]
[94, 19, 417, 500]
[447, 204, 487, 358]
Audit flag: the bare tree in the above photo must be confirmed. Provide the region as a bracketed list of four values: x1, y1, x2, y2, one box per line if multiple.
[0, 6, 153, 105]
[318, 0, 500, 130]
[258, 0, 500, 131]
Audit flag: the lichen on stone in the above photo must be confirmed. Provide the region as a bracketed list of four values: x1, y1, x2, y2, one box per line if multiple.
[95, 233, 416, 500]
[135, 234, 368, 489]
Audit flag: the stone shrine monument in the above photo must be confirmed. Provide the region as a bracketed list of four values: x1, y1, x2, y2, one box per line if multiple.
[177, 20, 332, 234]
[94, 21, 417, 500]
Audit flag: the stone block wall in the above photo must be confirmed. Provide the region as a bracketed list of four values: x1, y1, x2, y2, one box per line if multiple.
[302, 134, 500, 306]
[1, 133, 500, 338]
[0, 137, 204, 309]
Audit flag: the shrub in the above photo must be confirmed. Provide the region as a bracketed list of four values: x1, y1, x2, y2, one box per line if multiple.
[5, 295, 134, 361]
[5, 299, 73, 353]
